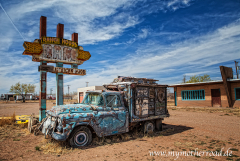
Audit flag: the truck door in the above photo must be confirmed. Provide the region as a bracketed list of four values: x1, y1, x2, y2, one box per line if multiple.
[102, 94, 127, 136]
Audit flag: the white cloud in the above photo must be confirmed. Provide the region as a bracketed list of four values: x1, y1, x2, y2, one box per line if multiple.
[1, 0, 193, 47]
[75, 15, 140, 44]
[0, 0, 142, 46]
[166, 0, 192, 11]
[1, 0, 239, 95]
[137, 28, 149, 39]
[110, 28, 150, 46]
[2, 19, 239, 93]
[63, 19, 240, 88]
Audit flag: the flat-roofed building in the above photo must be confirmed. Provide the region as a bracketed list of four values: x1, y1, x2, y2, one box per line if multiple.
[169, 79, 240, 107]
[169, 66, 240, 108]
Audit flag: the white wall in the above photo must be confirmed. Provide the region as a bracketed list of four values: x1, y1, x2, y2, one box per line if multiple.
[77, 86, 105, 103]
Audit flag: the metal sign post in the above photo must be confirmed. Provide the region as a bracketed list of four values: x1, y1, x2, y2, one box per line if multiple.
[56, 24, 64, 106]
[39, 17, 47, 122]
[56, 62, 63, 105]
[39, 61, 47, 121]
[22, 16, 91, 122]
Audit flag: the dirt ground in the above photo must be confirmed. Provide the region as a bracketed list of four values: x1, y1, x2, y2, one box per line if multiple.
[0, 101, 240, 161]
[0, 100, 77, 117]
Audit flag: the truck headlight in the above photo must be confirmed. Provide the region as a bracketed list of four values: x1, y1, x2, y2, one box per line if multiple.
[56, 118, 63, 133]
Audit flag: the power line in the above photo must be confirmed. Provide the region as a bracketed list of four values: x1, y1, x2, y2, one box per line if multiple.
[0, 2, 25, 41]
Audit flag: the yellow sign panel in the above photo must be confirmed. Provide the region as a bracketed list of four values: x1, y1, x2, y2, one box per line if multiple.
[41, 37, 78, 48]
[0, 115, 33, 124]
[78, 50, 91, 61]
[23, 38, 91, 63]
[62, 39, 78, 48]
[41, 37, 60, 45]
[23, 42, 42, 55]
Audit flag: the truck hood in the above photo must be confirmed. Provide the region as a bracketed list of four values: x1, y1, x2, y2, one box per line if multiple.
[47, 103, 96, 116]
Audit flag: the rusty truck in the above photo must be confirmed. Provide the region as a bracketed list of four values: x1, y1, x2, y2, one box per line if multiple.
[39, 76, 169, 147]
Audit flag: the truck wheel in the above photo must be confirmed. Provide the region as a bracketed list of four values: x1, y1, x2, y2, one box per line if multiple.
[144, 121, 155, 134]
[69, 126, 92, 148]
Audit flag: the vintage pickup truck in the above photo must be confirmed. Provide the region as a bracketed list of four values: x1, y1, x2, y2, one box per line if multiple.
[39, 77, 169, 147]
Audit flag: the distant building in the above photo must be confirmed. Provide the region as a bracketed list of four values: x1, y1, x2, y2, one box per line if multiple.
[0, 94, 35, 100]
[169, 66, 240, 108]
[77, 86, 105, 103]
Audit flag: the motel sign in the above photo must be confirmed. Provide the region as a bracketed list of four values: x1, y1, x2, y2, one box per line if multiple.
[22, 16, 91, 121]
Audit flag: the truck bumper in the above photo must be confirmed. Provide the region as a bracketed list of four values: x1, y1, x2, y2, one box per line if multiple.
[51, 132, 67, 141]
[40, 115, 66, 141]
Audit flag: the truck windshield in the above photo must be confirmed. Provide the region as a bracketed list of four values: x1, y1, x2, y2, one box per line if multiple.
[82, 93, 104, 106]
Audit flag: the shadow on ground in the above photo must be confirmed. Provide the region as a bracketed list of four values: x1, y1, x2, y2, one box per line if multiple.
[43, 123, 193, 151]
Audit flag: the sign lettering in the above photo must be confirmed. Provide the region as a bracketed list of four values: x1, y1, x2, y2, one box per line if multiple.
[41, 37, 78, 48]
[38, 65, 86, 76]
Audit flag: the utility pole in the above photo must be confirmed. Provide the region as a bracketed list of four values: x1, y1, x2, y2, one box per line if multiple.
[86, 82, 89, 87]
[67, 85, 70, 97]
[235, 61, 239, 79]
[50, 88, 53, 95]
[182, 75, 186, 83]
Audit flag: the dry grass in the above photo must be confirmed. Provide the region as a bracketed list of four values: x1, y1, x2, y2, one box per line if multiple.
[0, 112, 29, 143]
[39, 139, 76, 155]
[0, 112, 16, 126]
[0, 123, 29, 142]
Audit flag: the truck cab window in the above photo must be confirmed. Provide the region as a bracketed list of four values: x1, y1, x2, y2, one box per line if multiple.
[106, 95, 121, 107]
[83, 93, 104, 106]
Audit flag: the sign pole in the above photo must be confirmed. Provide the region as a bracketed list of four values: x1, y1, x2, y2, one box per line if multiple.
[39, 61, 47, 121]
[56, 62, 63, 105]
[56, 24, 64, 105]
[39, 16, 47, 121]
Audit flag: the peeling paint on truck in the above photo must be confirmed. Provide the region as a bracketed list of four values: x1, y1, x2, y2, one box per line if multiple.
[39, 80, 169, 147]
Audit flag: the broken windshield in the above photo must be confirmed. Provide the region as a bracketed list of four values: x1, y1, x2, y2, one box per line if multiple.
[82, 93, 104, 106]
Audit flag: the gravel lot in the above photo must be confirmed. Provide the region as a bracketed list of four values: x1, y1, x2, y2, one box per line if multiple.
[0, 101, 240, 161]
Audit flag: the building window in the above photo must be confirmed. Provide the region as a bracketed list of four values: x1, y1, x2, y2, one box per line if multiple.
[235, 88, 240, 100]
[181, 90, 205, 100]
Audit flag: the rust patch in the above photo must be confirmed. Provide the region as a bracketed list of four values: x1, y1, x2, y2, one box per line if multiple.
[62, 119, 66, 127]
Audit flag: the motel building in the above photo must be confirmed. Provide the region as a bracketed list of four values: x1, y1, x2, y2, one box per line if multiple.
[169, 66, 240, 108]
[169, 79, 240, 108]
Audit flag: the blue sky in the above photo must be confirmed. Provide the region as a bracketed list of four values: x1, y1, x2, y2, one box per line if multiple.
[0, 0, 240, 95]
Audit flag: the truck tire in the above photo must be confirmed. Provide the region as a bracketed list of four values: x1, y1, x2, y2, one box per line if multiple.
[69, 126, 92, 148]
[144, 121, 155, 134]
